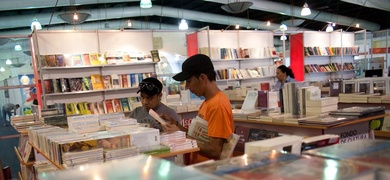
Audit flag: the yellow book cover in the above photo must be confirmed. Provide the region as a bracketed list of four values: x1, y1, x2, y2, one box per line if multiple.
[83, 102, 92, 114]
[90, 74, 104, 90]
[89, 53, 101, 66]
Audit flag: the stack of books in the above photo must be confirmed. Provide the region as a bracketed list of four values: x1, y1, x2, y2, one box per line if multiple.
[101, 118, 138, 131]
[305, 97, 338, 116]
[368, 95, 390, 103]
[352, 93, 380, 103]
[62, 148, 104, 168]
[338, 92, 363, 103]
[67, 114, 102, 134]
[160, 131, 197, 152]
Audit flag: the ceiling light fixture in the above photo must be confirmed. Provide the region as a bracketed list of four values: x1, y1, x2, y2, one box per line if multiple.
[280, 35, 287, 41]
[127, 20, 132, 27]
[235, 24, 240, 29]
[355, 23, 360, 28]
[73, 13, 79, 20]
[0, 67, 4, 72]
[301, 2, 311, 16]
[326, 24, 334, 32]
[179, 19, 188, 30]
[280, 24, 287, 31]
[14, 44, 22, 51]
[332, 22, 336, 27]
[58, 13, 91, 25]
[221, 1, 253, 14]
[31, 19, 42, 31]
[140, 0, 152, 8]
[6, 59, 12, 65]
[266, 21, 271, 26]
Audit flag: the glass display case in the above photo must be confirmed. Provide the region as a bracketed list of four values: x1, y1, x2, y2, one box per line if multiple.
[358, 79, 371, 94]
[343, 79, 357, 93]
[372, 78, 386, 95]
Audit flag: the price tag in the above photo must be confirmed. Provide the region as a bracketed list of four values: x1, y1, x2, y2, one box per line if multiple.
[333, 82, 339, 89]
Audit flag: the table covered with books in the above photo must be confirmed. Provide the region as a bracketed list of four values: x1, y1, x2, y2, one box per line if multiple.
[233, 106, 388, 154]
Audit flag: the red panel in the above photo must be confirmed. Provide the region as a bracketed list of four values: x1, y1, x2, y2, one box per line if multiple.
[290, 33, 304, 81]
[186, 32, 198, 57]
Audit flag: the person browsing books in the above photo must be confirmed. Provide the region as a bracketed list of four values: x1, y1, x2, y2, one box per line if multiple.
[2, 103, 20, 127]
[160, 54, 234, 164]
[273, 65, 297, 91]
[129, 77, 181, 132]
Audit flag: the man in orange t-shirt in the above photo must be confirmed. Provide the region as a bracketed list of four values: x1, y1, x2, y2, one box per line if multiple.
[161, 54, 234, 164]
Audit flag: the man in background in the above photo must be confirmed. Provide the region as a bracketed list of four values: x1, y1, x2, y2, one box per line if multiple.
[129, 77, 181, 132]
[2, 103, 20, 127]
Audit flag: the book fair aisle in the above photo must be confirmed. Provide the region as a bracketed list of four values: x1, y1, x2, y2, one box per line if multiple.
[1, 28, 390, 180]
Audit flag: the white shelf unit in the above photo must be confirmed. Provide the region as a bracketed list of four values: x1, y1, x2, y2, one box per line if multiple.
[33, 30, 156, 107]
[196, 29, 278, 90]
[303, 31, 357, 82]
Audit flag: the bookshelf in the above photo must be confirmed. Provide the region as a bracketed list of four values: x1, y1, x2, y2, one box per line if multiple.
[32, 30, 157, 108]
[187, 29, 278, 90]
[291, 31, 358, 83]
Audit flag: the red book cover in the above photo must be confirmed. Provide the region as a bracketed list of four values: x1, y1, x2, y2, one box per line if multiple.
[121, 74, 129, 88]
[104, 100, 114, 114]
[234, 126, 250, 152]
[82, 54, 91, 65]
[260, 83, 270, 91]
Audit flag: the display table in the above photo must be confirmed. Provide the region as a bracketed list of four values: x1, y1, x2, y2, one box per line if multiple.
[234, 114, 388, 142]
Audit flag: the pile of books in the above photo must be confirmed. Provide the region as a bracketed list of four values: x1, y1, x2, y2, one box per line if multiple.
[305, 97, 338, 116]
[62, 148, 104, 168]
[160, 131, 197, 152]
[11, 115, 43, 133]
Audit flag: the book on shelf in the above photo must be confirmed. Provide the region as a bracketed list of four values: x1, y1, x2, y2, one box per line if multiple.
[90, 74, 104, 90]
[102, 75, 113, 89]
[103, 100, 115, 114]
[82, 54, 91, 66]
[82, 77, 93, 91]
[120, 98, 130, 112]
[60, 78, 70, 92]
[68, 78, 83, 92]
[150, 50, 160, 62]
[110, 74, 120, 89]
[44, 55, 58, 67]
[71, 54, 83, 66]
[112, 99, 122, 113]
[89, 53, 101, 65]
[43, 79, 53, 94]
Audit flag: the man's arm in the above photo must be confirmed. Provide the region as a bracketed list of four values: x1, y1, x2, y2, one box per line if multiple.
[196, 136, 224, 159]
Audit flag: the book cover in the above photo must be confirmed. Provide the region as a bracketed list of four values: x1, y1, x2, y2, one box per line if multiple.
[60, 78, 70, 92]
[82, 77, 93, 91]
[110, 74, 120, 89]
[90, 74, 104, 90]
[82, 54, 91, 66]
[102, 75, 113, 89]
[43, 79, 53, 94]
[121, 74, 129, 88]
[69, 78, 83, 92]
[83, 102, 92, 114]
[97, 101, 105, 114]
[150, 50, 160, 62]
[112, 99, 122, 113]
[89, 53, 101, 65]
[104, 100, 115, 114]
[52, 79, 61, 93]
[120, 98, 130, 112]
[55, 54, 65, 67]
[71, 54, 83, 66]
[234, 126, 250, 152]
[45, 55, 58, 67]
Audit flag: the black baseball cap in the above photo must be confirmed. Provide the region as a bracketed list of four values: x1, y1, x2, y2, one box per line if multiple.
[137, 77, 163, 96]
[173, 54, 214, 81]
